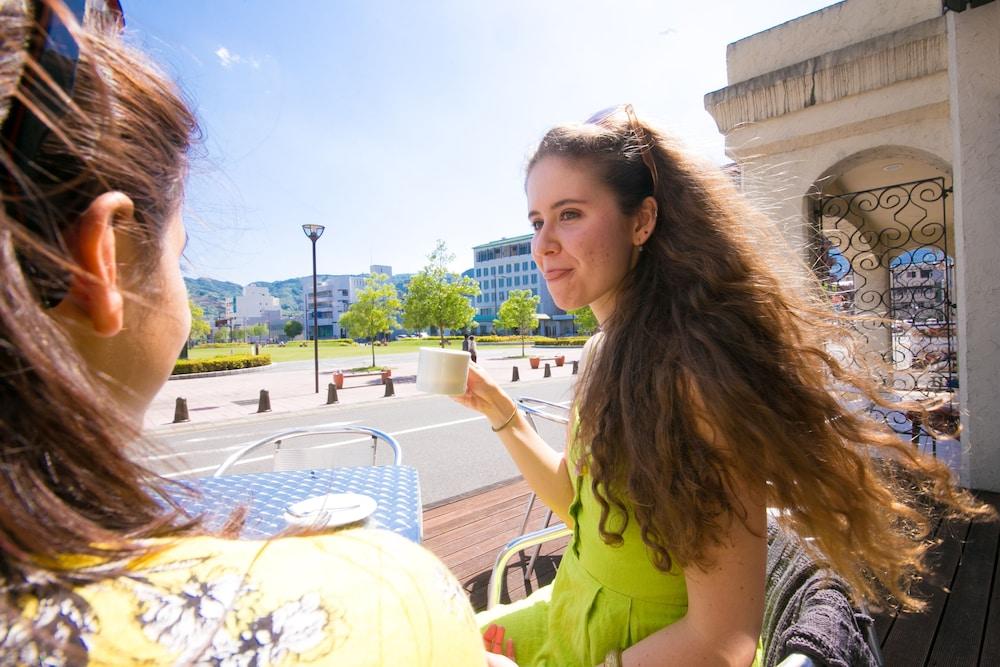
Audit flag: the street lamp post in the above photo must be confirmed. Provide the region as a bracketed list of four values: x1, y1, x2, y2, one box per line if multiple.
[302, 224, 325, 393]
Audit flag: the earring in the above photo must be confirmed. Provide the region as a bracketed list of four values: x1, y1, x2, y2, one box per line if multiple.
[637, 245, 644, 253]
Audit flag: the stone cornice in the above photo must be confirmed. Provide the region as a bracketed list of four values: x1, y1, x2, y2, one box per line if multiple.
[705, 16, 947, 133]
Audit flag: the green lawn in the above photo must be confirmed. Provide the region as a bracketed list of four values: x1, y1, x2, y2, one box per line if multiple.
[187, 338, 522, 364]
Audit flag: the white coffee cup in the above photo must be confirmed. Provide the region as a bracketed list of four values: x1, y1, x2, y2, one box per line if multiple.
[416, 347, 470, 395]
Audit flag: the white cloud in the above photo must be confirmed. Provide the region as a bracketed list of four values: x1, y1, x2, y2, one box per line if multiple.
[215, 46, 241, 68]
[215, 46, 262, 70]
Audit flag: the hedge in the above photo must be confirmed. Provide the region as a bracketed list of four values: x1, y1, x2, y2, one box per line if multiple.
[532, 336, 589, 347]
[198, 339, 359, 348]
[173, 354, 272, 375]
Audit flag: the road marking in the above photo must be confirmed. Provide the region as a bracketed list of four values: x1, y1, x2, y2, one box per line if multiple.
[157, 415, 489, 478]
[143, 421, 359, 461]
[171, 420, 359, 444]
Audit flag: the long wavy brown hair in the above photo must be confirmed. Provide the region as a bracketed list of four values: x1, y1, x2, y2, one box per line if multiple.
[0, 0, 200, 653]
[527, 110, 992, 610]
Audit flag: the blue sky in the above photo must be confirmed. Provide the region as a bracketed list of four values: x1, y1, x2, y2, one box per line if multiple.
[123, 0, 836, 285]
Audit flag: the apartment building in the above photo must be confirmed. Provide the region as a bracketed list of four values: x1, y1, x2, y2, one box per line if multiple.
[302, 265, 391, 339]
[470, 235, 574, 336]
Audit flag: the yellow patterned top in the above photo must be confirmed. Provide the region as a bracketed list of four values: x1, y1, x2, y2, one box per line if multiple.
[3, 529, 485, 666]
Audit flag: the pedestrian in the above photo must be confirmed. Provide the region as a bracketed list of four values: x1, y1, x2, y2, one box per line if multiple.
[455, 105, 990, 666]
[468, 334, 478, 363]
[0, 3, 484, 664]
[462, 334, 470, 352]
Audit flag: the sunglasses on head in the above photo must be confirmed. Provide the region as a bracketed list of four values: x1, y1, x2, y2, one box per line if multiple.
[584, 103, 660, 195]
[1, 0, 124, 308]
[1, 0, 123, 179]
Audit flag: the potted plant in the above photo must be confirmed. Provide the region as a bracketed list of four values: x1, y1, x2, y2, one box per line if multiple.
[529, 356, 541, 369]
[332, 371, 344, 389]
[555, 355, 565, 367]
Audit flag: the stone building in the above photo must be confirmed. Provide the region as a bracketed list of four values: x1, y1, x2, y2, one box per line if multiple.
[704, 0, 998, 491]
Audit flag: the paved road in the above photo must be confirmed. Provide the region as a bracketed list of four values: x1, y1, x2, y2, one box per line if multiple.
[145, 375, 577, 506]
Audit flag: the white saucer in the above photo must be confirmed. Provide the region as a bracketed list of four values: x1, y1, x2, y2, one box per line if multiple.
[283, 492, 377, 529]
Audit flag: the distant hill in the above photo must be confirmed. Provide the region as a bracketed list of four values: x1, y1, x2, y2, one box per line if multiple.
[185, 273, 422, 325]
[185, 275, 337, 322]
[247, 277, 326, 320]
[184, 277, 242, 321]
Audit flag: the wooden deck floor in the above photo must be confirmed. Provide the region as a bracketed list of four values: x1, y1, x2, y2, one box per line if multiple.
[423, 480, 1000, 665]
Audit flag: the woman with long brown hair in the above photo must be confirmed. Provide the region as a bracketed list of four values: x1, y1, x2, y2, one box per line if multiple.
[0, 1, 486, 663]
[457, 105, 990, 666]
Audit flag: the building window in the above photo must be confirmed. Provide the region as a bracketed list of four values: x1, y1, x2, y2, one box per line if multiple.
[491, 266, 496, 275]
[920, 269, 931, 278]
[499, 265, 504, 274]
[506, 264, 512, 273]
[522, 261, 529, 270]
[475, 268, 481, 277]
[506, 277, 512, 287]
[531, 261, 537, 269]
[531, 274, 538, 284]
[514, 276, 520, 286]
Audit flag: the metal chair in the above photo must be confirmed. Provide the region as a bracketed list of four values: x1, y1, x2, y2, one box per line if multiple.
[494, 397, 571, 597]
[515, 397, 571, 534]
[212, 426, 402, 477]
[487, 517, 882, 666]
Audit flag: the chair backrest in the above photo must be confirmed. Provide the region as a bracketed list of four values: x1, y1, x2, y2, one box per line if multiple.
[763, 517, 883, 667]
[516, 397, 570, 430]
[212, 426, 402, 477]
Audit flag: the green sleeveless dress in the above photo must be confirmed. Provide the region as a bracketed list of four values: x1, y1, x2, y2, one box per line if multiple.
[476, 451, 689, 666]
[477, 451, 764, 666]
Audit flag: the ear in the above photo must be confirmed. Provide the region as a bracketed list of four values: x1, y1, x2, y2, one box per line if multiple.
[60, 192, 135, 337]
[632, 195, 658, 246]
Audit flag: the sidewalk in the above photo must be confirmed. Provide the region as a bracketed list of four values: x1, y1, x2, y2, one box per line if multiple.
[145, 346, 582, 432]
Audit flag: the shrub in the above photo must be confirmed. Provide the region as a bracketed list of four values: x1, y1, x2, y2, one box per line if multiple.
[533, 336, 588, 347]
[173, 354, 272, 375]
[473, 335, 522, 344]
[196, 342, 253, 349]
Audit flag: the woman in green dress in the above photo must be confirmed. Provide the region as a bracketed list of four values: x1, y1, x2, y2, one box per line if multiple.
[456, 106, 986, 667]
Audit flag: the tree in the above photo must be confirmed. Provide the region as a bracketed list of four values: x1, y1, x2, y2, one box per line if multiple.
[284, 320, 304, 339]
[249, 323, 268, 342]
[188, 299, 210, 343]
[232, 326, 246, 342]
[569, 305, 599, 335]
[339, 273, 403, 367]
[403, 241, 480, 348]
[495, 289, 541, 357]
[216, 325, 231, 342]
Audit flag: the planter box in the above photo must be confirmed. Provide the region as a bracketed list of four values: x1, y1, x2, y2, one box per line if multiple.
[555, 355, 565, 367]
[332, 372, 344, 389]
[529, 357, 540, 369]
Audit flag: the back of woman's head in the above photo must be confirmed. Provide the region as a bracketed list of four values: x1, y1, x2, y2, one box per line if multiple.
[528, 107, 988, 610]
[0, 0, 197, 594]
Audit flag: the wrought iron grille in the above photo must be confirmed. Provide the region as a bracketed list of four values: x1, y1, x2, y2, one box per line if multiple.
[811, 177, 956, 451]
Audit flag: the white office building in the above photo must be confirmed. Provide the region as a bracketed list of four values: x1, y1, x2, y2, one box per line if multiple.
[302, 266, 391, 339]
[235, 286, 280, 322]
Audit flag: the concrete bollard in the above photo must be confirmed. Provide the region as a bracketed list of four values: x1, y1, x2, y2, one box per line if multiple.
[326, 383, 339, 405]
[544, 363, 551, 378]
[257, 389, 272, 413]
[173, 397, 190, 423]
[383, 377, 395, 397]
[572, 360, 579, 375]
[512, 366, 520, 382]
